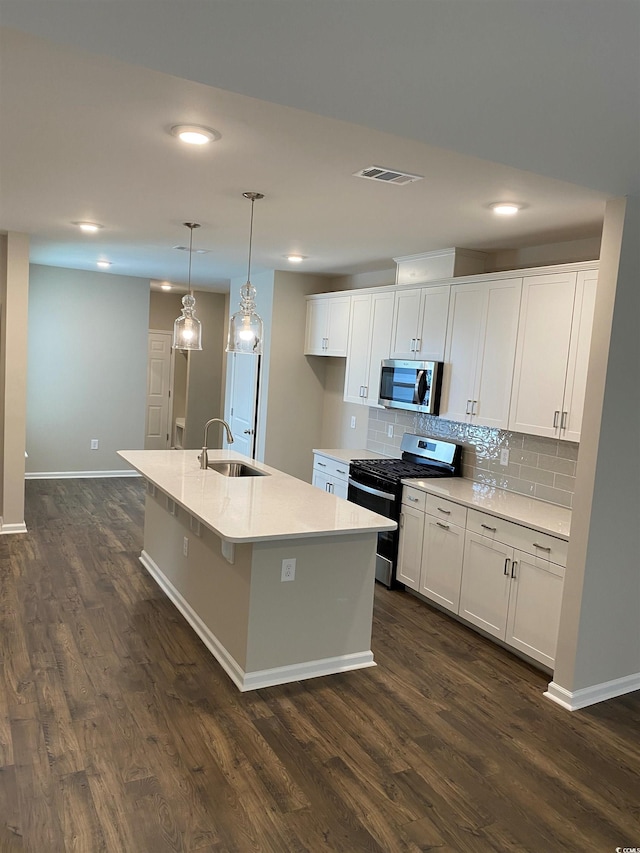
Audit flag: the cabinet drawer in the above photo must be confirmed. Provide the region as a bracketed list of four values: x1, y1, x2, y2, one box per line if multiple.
[313, 455, 350, 481]
[467, 508, 568, 567]
[425, 494, 467, 528]
[402, 485, 426, 511]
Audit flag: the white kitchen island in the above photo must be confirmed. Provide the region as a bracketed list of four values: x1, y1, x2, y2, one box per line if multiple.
[118, 449, 396, 691]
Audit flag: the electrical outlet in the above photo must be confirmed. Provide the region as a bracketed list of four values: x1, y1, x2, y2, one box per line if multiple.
[500, 448, 510, 466]
[90, 439, 99, 450]
[350, 415, 356, 429]
[281, 558, 296, 582]
[182, 536, 189, 557]
[387, 424, 394, 439]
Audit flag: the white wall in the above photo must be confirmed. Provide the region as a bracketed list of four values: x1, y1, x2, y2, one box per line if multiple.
[26, 265, 149, 475]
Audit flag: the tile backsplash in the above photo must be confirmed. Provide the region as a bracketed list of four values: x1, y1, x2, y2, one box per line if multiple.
[367, 408, 578, 508]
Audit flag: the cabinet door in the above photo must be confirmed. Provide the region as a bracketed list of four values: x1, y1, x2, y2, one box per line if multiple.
[331, 477, 349, 500]
[439, 283, 484, 423]
[325, 296, 351, 356]
[312, 470, 330, 492]
[509, 272, 577, 437]
[506, 550, 565, 668]
[364, 291, 394, 406]
[344, 294, 372, 403]
[414, 285, 450, 361]
[390, 289, 422, 359]
[420, 517, 465, 614]
[473, 277, 522, 429]
[305, 298, 329, 355]
[561, 270, 597, 442]
[459, 532, 512, 639]
[397, 505, 425, 591]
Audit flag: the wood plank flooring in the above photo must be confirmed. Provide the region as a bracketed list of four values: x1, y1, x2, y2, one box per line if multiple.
[1, 477, 638, 852]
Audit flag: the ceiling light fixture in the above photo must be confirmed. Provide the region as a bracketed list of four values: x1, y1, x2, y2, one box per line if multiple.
[286, 254, 306, 264]
[96, 260, 111, 269]
[170, 124, 220, 145]
[73, 221, 103, 232]
[161, 283, 173, 291]
[173, 222, 203, 351]
[490, 202, 522, 216]
[227, 192, 265, 355]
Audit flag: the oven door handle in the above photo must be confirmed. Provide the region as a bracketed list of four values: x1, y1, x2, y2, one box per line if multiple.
[348, 478, 396, 502]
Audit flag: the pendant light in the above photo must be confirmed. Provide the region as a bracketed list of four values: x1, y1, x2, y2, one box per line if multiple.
[227, 192, 265, 355]
[173, 222, 203, 351]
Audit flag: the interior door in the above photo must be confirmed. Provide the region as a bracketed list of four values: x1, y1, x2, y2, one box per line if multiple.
[145, 330, 173, 449]
[227, 352, 260, 457]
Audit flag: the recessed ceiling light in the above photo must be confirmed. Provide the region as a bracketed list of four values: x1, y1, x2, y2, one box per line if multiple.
[161, 283, 173, 291]
[170, 125, 221, 145]
[73, 221, 103, 232]
[285, 254, 306, 263]
[96, 260, 111, 268]
[490, 202, 522, 216]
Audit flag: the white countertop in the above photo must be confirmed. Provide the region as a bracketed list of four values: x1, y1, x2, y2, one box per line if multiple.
[312, 448, 390, 464]
[119, 449, 396, 544]
[403, 477, 571, 540]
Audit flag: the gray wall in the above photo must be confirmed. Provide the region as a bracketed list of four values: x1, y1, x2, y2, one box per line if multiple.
[26, 265, 149, 474]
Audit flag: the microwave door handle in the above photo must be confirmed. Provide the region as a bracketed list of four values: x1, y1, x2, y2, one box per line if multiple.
[414, 370, 425, 404]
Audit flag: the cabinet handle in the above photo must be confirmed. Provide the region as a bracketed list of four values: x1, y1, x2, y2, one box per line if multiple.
[436, 522, 450, 530]
[336, 468, 346, 475]
[414, 337, 421, 352]
[363, 385, 368, 397]
[481, 523, 497, 532]
[533, 543, 551, 552]
[407, 495, 420, 502]
[436, 507, 451, 515]
[410, 338, 416, 352]
[511, 560, 518, 579]
[504, 558, 510, 576]
[561, 410, 568, 430]
[472, 400, 478, 415]
[399, 513, 404, 529]
[466, 400, 473, 415]
[553, 410, 560, 428]
[317, 462, 327, 467]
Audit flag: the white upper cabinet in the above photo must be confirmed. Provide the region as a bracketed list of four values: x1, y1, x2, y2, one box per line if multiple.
[440, 277, 522, 429]
[390, 285, 450, 361]
[304, 294, 351, 356]
[344, 290, 394, 406]
[509, 269, 597, 440]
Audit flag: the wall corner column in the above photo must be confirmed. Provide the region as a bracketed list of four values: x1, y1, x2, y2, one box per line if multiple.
[546, 195, 640, 711]
[0, 231, 29, 533]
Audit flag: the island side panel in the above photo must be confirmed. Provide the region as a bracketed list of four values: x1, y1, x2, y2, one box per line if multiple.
[245, 532, 377, 673]
[142, 489, 253, 671]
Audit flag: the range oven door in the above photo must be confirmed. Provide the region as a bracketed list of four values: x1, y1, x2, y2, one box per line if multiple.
[347, 478, 398, 588]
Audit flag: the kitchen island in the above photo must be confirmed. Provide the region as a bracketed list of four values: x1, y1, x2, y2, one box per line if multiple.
[118, 449, 396, 691]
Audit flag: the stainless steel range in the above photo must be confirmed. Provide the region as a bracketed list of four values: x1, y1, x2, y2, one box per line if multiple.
[348, 434, 462, 588]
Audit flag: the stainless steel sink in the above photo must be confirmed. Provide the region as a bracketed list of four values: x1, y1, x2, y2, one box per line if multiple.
[206, 460, 268, 478]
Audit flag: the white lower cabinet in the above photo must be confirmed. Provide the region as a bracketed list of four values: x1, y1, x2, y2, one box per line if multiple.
[312, 453, 350, 499]
[398, 486, 567, 668]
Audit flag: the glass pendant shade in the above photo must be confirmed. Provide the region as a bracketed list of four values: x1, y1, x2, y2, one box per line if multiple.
[227, 282, 263, 354]
[173, 293, 202, 351]
[172, 222, 203, 351]
[227, 192, 265, 355]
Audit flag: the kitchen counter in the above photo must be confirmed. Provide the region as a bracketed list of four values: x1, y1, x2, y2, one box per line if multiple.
[403, 477, 571, 540]
[118, 448, 394, 692]
[120, 449, 396, 542]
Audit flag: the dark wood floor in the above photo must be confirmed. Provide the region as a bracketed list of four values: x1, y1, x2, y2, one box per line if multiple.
[1, 478, 638, 852]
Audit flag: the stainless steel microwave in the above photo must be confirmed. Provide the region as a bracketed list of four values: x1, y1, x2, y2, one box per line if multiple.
[378, 359, 442, 414]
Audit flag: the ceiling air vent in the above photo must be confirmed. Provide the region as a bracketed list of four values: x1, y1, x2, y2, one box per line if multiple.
[354, 165, 423, 186]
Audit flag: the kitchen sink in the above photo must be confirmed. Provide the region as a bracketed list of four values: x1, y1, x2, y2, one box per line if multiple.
[206, 461, 268, 478]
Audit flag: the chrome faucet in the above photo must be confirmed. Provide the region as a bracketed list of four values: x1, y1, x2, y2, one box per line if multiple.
[200, 418, 234, 469]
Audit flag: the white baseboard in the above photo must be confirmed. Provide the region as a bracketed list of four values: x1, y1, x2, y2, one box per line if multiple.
[545, 672, 640, 711]
[25, 469, 141, 480]
[0, 520, 28, 535]
[139, 550, 376, 692]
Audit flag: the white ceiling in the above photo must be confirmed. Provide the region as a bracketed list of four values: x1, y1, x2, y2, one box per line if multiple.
[1, 1, 637, 291]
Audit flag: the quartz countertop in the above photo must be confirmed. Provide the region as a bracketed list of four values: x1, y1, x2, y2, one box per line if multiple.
[119, 449, 396, 544]
[312, 448, 390, 464]
[402, 477, 571, 540]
